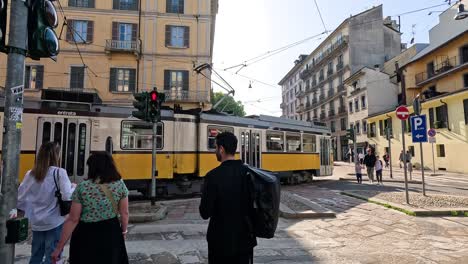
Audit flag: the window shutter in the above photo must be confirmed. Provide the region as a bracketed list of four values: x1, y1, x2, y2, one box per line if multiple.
[165, 25, 171, 47]
[113, 0, 119, 9]
[109, 68, 117, 91]
[164, 70, 170, 90]
[182, 71, 189, 91]
[87, 21, 94, 43]
[68, 0, 76, 7]
[66, 20, 74, 42]
[429, 108, 434, 129]
[131, 23, 138, 41]
[179, 0, 184, 13]
[129, 69, 136, 92]
[88, 0, 95, 8]
[464, 99, 468, 124]
[183, 26, 190, 48]
[36, 66, 44, 89]
[24, 66, 30, 89]
[112, 22, 118, 41]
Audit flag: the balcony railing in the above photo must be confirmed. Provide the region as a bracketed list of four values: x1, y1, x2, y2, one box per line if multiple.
[296, 90, 305, 98]
[415, 56, 467, 85]
[320, 112, 326, 119]
[312, 98, 318, 105]
[328, 89, 335, 98]
[319, 94, 325, 100]
[337, 84, 345, 92]
[305, 102, 312, 110]
[300, 68, 313, 80]
[336, 62, 344, 71]
[105, 40, 140, 53]
[319, 75, 325, 82]
[327, 68, 334, 76]
[312, 80, 317, 87]
[328, 110, 335, 117]
[162, 89, 210, 103]
[296, 104, 305, 112]
[311, 36, 349, 69]
[338, 106, 346, 114]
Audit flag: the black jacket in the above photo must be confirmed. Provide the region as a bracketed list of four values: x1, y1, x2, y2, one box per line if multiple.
[199, 160, 257, 256]
[363, 154, 377, 167]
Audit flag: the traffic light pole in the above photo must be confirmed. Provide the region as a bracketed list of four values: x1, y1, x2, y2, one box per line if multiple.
[151, 122, 157, 206]
[387, 127, 393, 179]
[401, 121, 410, 204]
[0, 0, 28, 262]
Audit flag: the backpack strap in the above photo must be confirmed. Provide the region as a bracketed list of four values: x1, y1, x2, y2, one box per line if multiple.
[98, 184, 118, 215]
[53, 169, 61, 197]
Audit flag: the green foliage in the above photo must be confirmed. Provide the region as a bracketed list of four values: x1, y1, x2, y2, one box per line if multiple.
[451, 211, 459, 216]
[211, 91, 246, 117]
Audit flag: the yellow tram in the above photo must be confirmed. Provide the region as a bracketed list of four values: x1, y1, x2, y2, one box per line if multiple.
[2, 105, 333, 197]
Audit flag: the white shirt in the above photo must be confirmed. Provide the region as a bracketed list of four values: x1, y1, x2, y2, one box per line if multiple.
[375, 160, 383, 171]
[17, 166, 74, 231]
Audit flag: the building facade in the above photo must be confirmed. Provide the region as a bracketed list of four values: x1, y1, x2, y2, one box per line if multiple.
[344, 67, 398, 155]
[279, 5, 401, 161]
[1, 0, 218, 110]
[367, 1, 468, 173]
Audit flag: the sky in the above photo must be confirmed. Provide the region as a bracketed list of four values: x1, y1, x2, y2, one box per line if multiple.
[211, 0, 452, 116]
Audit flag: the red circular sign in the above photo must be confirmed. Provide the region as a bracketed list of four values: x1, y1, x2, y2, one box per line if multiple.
[396, 106, 410, 120]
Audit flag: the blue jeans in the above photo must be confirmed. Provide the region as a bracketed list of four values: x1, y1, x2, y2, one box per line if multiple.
[30, 224, 63, 264]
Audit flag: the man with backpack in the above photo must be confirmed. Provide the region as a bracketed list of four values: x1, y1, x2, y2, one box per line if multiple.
[199, 132, 257, 264]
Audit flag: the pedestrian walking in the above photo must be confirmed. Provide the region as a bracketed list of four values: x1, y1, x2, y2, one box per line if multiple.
[199, 132, 257, 264]
[355, 162, 363, 184]
[375, 156, 383, 185]
[363, 148, 377, 184]
[399, 150, 404, 168]
[51, 152, 129, 264]
[358, 152, 364, 165]
[383, 152, 390, 168]
[17, 142, 74, 264]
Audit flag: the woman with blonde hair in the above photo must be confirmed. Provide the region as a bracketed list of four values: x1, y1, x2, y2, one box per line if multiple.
[17, 142, 74, 264]
[52, 151, 129, 264]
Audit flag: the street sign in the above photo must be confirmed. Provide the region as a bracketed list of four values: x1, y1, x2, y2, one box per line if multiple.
[410, 115, 428, 143]
[396, 106, 410, 120]
[428, 128, 436, 137]
[429, 137, 436, 143]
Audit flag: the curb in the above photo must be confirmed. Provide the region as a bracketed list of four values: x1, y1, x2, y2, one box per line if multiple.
[341, 191, 468, 217]
[129, 204, 168, 223]
[280, 192, 335, 219]
[339, 177, 422, 184]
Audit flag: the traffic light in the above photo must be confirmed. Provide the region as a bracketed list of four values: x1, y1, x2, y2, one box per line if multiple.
[148, 88, 165, 123]
[27, 0, 60, 60]
[346, 128, 355, 142]
[0, 0, 7, 53]
[132, 92, 149, 121]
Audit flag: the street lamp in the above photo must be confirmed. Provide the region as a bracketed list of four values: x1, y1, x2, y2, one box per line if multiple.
[454, 3, 468, 20]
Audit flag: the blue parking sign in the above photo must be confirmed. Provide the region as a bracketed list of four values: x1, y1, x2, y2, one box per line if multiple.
[410, 115, 428, 143]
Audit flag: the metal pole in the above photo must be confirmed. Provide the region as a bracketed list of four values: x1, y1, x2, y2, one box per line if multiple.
[432, 142, 436, 175]
[401, 121, 410, 204]
[420, 142, 426, 196]
[151, 122, 157, 205]
[387, 127, 393, 178]
[0, 0, 28, 262]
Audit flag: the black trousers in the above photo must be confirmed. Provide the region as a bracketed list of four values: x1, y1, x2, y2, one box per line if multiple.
[208, 249, 253, 264]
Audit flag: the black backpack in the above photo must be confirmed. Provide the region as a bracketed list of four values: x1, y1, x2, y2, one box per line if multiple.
[244, 165, 280, 239]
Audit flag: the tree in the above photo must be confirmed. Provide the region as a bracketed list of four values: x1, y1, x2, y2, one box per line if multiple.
[211, 91, 246, 117]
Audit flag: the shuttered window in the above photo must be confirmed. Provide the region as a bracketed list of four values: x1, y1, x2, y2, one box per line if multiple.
[113, 0, 138, 10]
[24, 65, 44, 89]
[435, 104, 448, 128]
[164, 70, 189, 92]
[166, 0, 184, 13]
[165, 25, 189, 48]
[68, 0, 95, 8]
[464, 99, 468, 125]
[429, 108, 434, 129]
[112, 22, 137, 42]
[66, 20, 94, 43]
[70, 66, 85, 89]
[109, 68, 136, 92]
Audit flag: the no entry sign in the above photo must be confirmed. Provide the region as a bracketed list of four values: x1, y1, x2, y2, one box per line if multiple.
[396, 106, 410, 120]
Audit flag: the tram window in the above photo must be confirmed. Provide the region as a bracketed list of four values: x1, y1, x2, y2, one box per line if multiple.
[54, 123, 62, 145]
[121, 121, 163, 150]
[66, 123, 76, 176]
[77, 124, 87, 176]
[286, 133, 301, 152]
[207, 126, 234, 150]
[42, 122, 51, 144]
[303, 134, 316, 152]
[266, 131, 284, 151]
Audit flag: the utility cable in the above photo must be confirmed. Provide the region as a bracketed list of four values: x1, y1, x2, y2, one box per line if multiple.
[313, 0, 328, 35]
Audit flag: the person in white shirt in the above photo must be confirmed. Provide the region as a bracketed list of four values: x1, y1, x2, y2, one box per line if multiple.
[17, 142, 74, 264]
[375, 155, 384, 185]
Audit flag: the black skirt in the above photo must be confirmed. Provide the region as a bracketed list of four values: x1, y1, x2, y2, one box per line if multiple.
[69, 217, 129, 264]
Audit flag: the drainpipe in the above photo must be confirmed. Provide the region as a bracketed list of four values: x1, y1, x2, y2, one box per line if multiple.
[440, 100, 450, 131]
[136, 0, 142, 92]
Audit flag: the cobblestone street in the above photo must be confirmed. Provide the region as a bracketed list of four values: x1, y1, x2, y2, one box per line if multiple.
[15, 182, 468, 263]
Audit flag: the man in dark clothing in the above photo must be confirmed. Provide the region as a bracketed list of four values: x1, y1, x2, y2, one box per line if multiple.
[363, 148, 377, 184]
[199, 132, 257, 264]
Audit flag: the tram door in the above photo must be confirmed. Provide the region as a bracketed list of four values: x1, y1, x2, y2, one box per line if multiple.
[37, 118, 91, 183]
[319, 136, 333, 176]
[240, 130, 261, 168]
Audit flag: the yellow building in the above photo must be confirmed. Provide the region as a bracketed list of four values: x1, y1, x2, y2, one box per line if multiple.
[0, 0, 218, 110]
[367, 1, 468, 173]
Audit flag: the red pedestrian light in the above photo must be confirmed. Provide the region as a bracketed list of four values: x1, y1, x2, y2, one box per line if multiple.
[150, 91, 158, 102]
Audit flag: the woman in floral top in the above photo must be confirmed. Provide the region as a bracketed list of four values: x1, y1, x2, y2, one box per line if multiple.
[52, 152, 129, 264]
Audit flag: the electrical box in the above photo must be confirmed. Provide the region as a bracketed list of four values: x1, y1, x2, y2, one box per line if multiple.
[5, 218, 28, 244]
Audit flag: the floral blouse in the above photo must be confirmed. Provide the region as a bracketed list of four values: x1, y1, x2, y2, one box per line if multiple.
[72, 179, 129, 222]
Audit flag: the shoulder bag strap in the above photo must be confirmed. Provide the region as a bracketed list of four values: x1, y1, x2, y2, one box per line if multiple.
[53, 169, 60, 193]
[98, 184, 118, 215]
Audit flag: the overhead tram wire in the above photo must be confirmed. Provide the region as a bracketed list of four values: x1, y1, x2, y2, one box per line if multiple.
[313, 0, 328, 35]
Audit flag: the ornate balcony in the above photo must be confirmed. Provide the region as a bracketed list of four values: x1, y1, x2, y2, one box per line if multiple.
[105, 40, 140, 54]
[415, 56, 468, 86]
